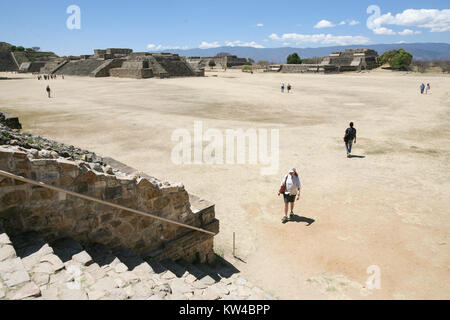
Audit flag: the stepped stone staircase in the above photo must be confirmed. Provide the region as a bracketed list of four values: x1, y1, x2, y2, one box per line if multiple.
[54, 60, 106, 76]
[0, 226, 273, 300]
[90, 59, 125, 78]
[152, 55, 196, 77]
[0, 52, 18, 72]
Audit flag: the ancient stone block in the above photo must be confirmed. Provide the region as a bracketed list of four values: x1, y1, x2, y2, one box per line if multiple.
[1, 190, 26, 206]
[30, 188, 55, 201]
[105, 186, 122, 200]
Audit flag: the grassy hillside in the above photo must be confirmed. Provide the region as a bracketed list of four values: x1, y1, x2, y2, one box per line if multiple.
[0, 42, 58, 64]
[0, 42, 13, 52]
[13, 51, 58, 65]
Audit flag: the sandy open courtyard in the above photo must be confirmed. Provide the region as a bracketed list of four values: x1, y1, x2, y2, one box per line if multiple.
[1, 69, 449, 299]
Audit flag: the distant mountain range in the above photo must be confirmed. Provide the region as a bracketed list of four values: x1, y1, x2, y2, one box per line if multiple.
[159, 43, 450, 63]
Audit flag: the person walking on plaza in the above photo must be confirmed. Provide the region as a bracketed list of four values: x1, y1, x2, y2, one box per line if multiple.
[425, 83, 431, 94]
[287, 83, 292, 93]
[278, 168, 301, 224]
[420, 83, 425, 94]
[344, 122, 357, 158]
[46, 85, 51, 98]
[281, 83, 285, 93]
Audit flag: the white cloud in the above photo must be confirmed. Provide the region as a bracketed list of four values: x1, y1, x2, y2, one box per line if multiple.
[339, 20, 360, 26]
[199, 41, 221, 49]
[147, 44, 188, 50]
[398, 29, 422, 35]
[269, 33, 370, 46]
[373, 27, 397, 35]
[256, 23, 264, 27]
[373, 9, 450, 32]
[225, 40, 265, 48]
[314, 20, 336, 28]
[147, 44, 162, 50]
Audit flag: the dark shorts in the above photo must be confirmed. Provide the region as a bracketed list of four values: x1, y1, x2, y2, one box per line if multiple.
[283, 194, 296, 203]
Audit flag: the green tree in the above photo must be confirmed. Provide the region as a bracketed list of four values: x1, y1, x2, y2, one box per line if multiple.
[248, 58, 255, 65]
[379, 49, 413, 70]
[16, 46, 25, 52]
[10, 46, 17, 52]
[287, 53, 302, 64]
[257, 60, 269, 66]
[208, 60, 216, 68]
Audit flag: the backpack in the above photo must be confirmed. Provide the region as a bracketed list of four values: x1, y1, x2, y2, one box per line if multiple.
[344, 128, 355, 142]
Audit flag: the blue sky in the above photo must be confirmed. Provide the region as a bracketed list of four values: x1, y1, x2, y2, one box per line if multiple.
[0, 0, 449, 55]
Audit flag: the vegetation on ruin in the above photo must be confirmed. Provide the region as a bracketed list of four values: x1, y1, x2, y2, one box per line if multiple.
[379, 49, 413, 70]
[257, 60, 269, 66]
[241, 65, 253, 72]
[286, 53, 302, 64]
[208, 60, 216, 67]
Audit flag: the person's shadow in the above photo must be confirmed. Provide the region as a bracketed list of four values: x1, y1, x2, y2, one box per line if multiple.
[289, 215, 315, 226]
[349, 155, 366, 159]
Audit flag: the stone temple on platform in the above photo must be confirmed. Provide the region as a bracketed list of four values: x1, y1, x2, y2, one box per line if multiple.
[321, 48, 379, 71]
[28, 48, 204, 79]
[277, 48, 379, 74]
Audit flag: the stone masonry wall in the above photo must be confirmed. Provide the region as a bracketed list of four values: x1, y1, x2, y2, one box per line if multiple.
[0, 145, 218, 263]
[109, 68, 154, 79]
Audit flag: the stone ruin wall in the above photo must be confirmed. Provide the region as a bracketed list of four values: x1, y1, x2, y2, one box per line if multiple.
[109, 68, 154, 79]
[0, 116, 218, 264]
[280, 64, 339, 74]
[0, 51, 18, 72]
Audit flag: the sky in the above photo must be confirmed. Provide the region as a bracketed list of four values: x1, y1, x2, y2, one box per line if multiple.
[0, 0, 449, 55]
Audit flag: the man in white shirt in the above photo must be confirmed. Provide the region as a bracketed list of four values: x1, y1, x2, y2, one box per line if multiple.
[278, 168, 301, 223]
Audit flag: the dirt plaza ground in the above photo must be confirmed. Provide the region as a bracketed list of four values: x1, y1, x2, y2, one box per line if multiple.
[1, 69, 449, 299]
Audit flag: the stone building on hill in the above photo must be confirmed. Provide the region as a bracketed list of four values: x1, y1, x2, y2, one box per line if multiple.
[277, 48, 379, 74]
[186, 54, 248, 69]
[31, 48, 204, 79]
[321, 48, 379, 71]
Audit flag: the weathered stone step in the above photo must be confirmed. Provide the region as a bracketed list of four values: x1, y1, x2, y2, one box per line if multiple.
[160, 259, 188, 278]
[84, 243, 118, 267]
[9, 232, 64, 273]
[143, 257, 167, 274]
[193, 263, 224, 283]
[112, 247, 155, 278]
[50, 237, 85, 263]
[1, 229, 273, 300]
[0, 227, 33, 299]
[178, 259, 208, 277]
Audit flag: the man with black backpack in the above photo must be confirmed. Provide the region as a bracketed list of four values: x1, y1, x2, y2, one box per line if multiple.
[344, 122, 357, 158]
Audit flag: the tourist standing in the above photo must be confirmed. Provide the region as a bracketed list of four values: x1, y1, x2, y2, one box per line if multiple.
[425, 83, 431, 94]
[287, 83, 292, 93]
[281, 83, 285, 93]
[344, 122, 357, 158]
[46, 85, 51, 98]
[278, 168, 301, 224]
[420, 83, 425, 94]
